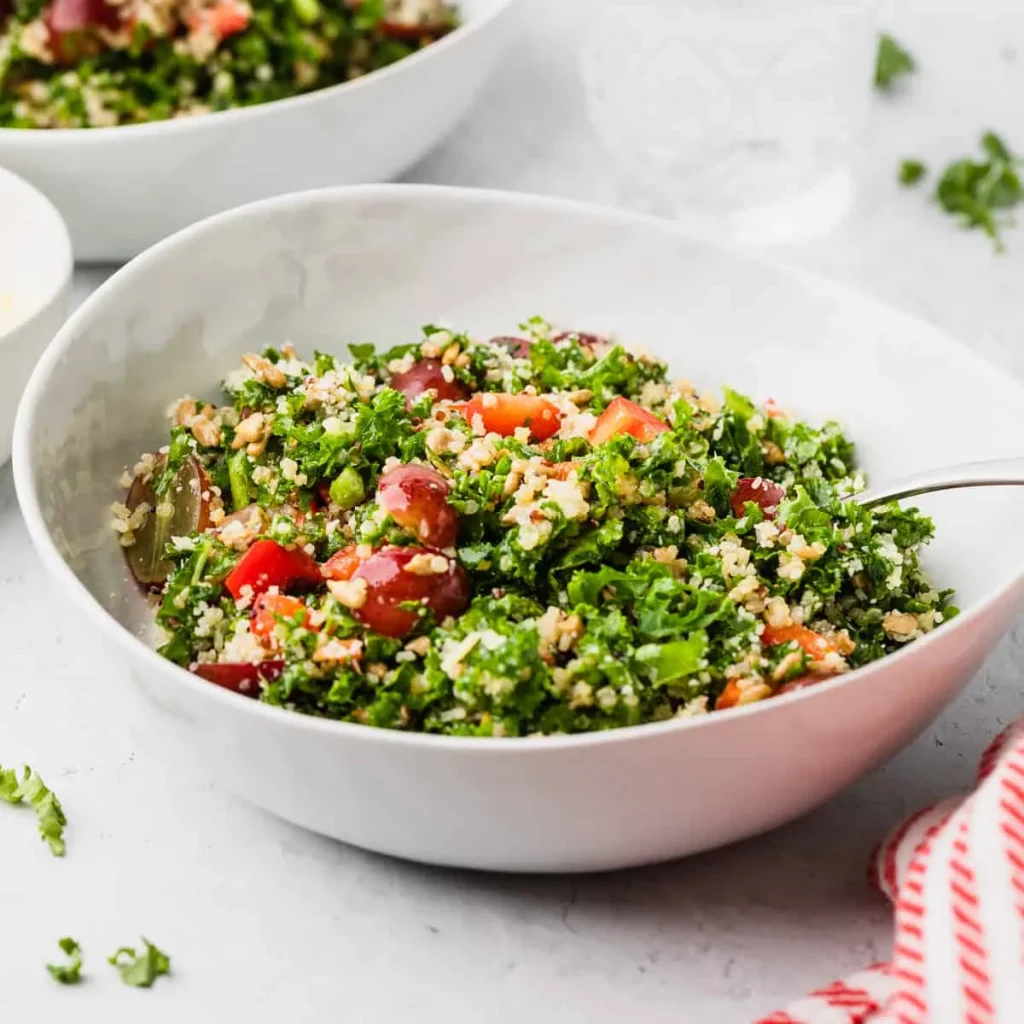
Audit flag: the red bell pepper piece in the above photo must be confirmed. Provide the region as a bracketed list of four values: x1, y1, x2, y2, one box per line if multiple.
[224, 539, 322, 600]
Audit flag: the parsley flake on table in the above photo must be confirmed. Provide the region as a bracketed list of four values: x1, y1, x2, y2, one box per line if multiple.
[934, 132, 1023, 251]
[109, 938, 171, 988]
[875, 33, 916, 90]
[898, 159, 927, 186]
[46, 938, 83, 985]
[0, 765, 67, 856]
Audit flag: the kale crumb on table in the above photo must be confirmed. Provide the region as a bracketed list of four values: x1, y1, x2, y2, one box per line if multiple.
[112, 319, 957, 737]
[0, 0, 458, 128]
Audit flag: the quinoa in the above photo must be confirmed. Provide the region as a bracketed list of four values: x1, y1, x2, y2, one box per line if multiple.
[0, 0, 458, 128]
[115, 318, 957, 737]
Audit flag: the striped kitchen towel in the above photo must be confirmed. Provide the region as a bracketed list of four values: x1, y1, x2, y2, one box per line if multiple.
[757, 722, 1024, 1023]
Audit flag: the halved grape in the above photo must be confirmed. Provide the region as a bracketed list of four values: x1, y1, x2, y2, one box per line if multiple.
[390, 359, 470, 405]
[730, 478, 786, 519]
[489, 336, 532, 359]
[377, 464, 458, 548]
[352, 546, 470, 638]
[190, 660, 284, 697]
[124, 455, 210, 587]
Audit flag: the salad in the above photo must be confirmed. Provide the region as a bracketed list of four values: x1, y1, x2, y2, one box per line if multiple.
[112, 321, 956, 737]
[0, 0, 458, 128]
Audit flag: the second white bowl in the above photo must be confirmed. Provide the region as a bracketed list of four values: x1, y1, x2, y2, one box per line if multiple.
[0, 0, 519, 262]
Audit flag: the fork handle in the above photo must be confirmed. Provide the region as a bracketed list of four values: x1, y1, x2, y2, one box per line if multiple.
[855, 458, 1024, 507]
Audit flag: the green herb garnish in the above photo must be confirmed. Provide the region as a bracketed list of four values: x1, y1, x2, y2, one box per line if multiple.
[875, 33, 916, 90]
[0, 765, 67, 856]
[109, 938, 171, 988]
[899, 159, 927, 186]
[934, 132, 1023, 250]
[47, 938, 83, 985]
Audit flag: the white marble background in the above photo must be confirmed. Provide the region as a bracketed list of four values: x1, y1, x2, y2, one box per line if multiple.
[2, 1, 1023, 1021]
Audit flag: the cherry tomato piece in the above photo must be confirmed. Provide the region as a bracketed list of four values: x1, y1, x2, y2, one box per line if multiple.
[190, 660, 284, 697]
[224, 539, 322, 600]
[761, 624, 837, 660]
[730, 477, 786, 519]
[588, 396, 669, 445]
[351, 546, 470, 638]
[462, 393, 561, 442]
[376, 464, 458, 548]
[322, 544, 367, 582]
[251, 594, 316, 641]
[390, 359, 470, 406]
[715, 680, 743, 711]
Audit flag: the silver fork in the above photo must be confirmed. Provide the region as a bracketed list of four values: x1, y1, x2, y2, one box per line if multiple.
[855, 458, 1024, 508]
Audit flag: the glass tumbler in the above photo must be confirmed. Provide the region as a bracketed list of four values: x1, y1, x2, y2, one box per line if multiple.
[580, 0, 879, 244]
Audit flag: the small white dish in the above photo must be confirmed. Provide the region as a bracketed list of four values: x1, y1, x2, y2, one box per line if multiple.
[0, 166, 72, 464]
[0, 0, 520, 262]
[13, 186, 1024, 872]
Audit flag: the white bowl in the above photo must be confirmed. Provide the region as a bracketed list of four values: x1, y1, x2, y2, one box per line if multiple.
[0, 0, 520, 262]
[0, 166, 72, 464]
[13, 186, 1024, 872]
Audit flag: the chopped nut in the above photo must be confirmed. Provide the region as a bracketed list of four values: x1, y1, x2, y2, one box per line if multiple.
[313, 638, 363, 664]
[761, 440, 786, 465]
[736, 680, 772, 706]
[233, 411, 267, 449]
[420, 341, 443, 359]
[190, 417, 222, 448]
[686, 499, 716, 524]
[764, 596, 793, 629]
[441, 342, 461, 366]
[327, 577, 369, 610]
[405, 636, 432, 656]
[883, 610, 919, 641]
[171, 397, 198, 426]
[566, 389, 593, 405]
[403, 553, 450, 576]
[242, 353, 288, 388]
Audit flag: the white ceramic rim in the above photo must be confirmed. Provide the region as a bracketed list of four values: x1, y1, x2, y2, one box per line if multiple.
[0, 165, 73, 340]
[14, 183, 1024, 753]
[0, 0, 517, 144]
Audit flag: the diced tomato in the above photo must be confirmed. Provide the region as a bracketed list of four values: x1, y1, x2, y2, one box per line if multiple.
[763, 398, 786, 419]
[462, 393, 561, 442]
[251, 593, 316, 641]
[188, 1, 249, 41]
[761, 624, 837, 660]
[224, 539, 322, 600]
[321, 544, 368, 582]
[190, 660, 284, 697]
[714, 680, 743, 711]
[588, 396, 669, 445]
[730, 477, 786, 519]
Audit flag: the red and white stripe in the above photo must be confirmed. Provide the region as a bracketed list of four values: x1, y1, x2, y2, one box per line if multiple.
[757, 724, 1024, 1024]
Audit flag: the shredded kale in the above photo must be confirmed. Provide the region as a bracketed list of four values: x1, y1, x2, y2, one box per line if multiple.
[108, 938, 171, 988]
[122, 321, 955, 736]
[47, 938, 83, 985]
[0, 765, 67, 856]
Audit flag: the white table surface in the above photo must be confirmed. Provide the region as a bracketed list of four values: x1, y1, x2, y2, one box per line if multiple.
[3, 1, 1023, 1020]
